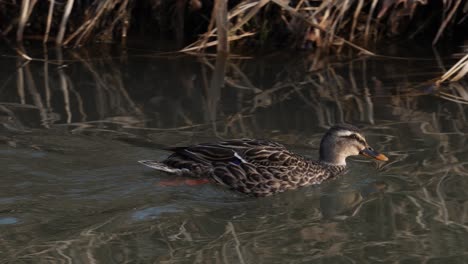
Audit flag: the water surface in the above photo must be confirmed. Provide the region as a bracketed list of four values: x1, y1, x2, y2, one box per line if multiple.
[0, 44, 467, 263]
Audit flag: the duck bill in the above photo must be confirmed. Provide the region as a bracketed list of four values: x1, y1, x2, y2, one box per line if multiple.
[360, 148, 388, 161]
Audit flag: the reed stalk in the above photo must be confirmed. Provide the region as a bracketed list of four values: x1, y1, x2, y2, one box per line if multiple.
[16, 0, 31, 42]
[214, 0, 229, 54]
[436, 54, 468, 85]
[56, 0, 74, 45]
[43, 0, 55, 43]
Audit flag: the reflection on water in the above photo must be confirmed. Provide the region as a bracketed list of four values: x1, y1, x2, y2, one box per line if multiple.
[0, 43, 467, 263]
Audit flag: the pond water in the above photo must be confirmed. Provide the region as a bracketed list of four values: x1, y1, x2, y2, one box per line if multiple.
[0, 43, 467, 263]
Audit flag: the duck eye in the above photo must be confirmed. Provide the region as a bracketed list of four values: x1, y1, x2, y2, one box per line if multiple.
[346, 134, 366, 145]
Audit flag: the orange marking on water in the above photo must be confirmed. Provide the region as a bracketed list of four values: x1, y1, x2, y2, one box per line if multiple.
[156, 178, 210, 187]
[184, 178, 210, 186]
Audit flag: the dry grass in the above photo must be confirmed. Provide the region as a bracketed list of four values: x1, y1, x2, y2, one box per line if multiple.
[3, 0, 132, 48]
[183, 0, 468, 53]
[436, 54, 468, 85]
[434, 54, 468, 104]
[1, 0, 466, 53]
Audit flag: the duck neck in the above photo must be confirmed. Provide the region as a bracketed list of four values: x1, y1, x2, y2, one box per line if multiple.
[319, 149, 348, 166]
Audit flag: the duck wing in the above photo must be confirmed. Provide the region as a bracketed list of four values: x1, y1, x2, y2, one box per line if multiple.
[164, 138, 301, 166]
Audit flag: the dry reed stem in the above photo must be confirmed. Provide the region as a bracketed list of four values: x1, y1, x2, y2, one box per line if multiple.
[15, 45, 32, 61]
[181, 33, 255, 52]
[364, 0, 378, 45]
[433, 0, 463, 45]
[16, 0, 30, 42]
[64, 0, 110, 46]
[63, 20, 92, 46]
[103, 0, 131, 42]
[184, 1, 265, 53]
[270, 0, 375, 55]
[350, 0, 364, 42]
[43, 0, 55, 43]
[186, 0, 375, 55]
[436, 54, 468, 85]
[56, 0, 75, 45]
[196, 1, 218, 52]
[70, 0, 129, 47]
[229, 0, 270, 33]
[215, 0, 229, 54]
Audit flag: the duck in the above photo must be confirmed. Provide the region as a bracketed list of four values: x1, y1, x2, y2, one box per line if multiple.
[139, 124, 388, 197]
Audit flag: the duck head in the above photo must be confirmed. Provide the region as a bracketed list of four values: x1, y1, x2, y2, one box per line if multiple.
[319, 124, 388, 166]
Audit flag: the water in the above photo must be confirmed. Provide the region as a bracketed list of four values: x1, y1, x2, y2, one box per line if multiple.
[0, 43, 467, 263]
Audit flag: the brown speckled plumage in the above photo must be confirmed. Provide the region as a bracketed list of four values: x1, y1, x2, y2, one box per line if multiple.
[139, 124, 388, 197]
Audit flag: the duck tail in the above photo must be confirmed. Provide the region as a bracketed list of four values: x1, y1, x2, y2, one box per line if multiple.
[138, 160, 188, 175]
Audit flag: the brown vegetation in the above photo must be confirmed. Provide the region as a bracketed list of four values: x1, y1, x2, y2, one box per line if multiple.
[1, 0, 466, 51]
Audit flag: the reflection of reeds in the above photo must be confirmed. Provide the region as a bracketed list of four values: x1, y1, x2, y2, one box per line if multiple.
[147, 53, 463, 144]
[209, 56, 380, 139]
[56, 48, 72, 123]
[206, 54, 227, 135]
[16, 59, 26, 105]
[3, 47, 143, 132]
[5, 44, 466, 143]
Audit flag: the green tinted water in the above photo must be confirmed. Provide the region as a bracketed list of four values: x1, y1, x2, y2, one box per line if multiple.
[0, 44, 467, 263]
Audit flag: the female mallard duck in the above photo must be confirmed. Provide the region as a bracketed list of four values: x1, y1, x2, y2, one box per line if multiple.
[139, 124, 388, 197]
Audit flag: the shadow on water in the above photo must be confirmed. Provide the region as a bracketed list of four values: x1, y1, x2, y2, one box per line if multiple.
[0, 43, 468, 263]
